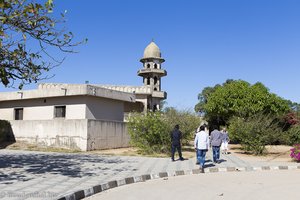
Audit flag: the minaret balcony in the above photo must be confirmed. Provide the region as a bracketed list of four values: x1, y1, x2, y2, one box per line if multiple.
[137, 69, 167, 77]
[152, 91, 167, 99]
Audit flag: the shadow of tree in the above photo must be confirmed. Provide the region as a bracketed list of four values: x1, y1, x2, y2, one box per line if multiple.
[0, 152, 127, 184]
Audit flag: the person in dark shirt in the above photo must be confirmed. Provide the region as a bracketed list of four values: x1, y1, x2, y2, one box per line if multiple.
[170, 124, 184, 161]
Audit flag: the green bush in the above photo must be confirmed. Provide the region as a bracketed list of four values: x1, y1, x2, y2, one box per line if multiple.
[128, 112, 170, 154]
[163, 108, 201, 144]
[0, 120, 12, 143]
[283, 125, 300, 145]
[127, 109, 201, 154]
[228, 114, 281, 155]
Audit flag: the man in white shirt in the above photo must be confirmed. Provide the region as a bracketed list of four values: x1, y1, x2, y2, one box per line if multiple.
[194, 125, 210, 173]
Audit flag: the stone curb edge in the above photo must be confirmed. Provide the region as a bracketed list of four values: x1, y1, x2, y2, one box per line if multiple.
[57, 165, 300, 200]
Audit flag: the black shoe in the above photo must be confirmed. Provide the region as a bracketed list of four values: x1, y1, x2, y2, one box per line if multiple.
[199, 167, 205, 173]
[180, 157, 184, 161]
[171, 159, 175, 162]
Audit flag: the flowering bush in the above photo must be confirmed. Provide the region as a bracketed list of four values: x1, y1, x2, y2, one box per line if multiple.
[290, 144, 300, 162]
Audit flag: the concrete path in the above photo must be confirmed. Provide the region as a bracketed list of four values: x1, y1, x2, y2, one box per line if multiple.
[0, 149, 299, 200]
[85, 170, 300, 200]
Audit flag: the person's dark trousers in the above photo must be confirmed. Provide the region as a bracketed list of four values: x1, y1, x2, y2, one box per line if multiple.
[171, 144, 183, 161]
[212, 146, 220, 163]
[197, 149, 207, 168]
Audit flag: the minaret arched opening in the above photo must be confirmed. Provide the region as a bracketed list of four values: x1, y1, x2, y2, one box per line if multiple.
[154, 76, 158, 85]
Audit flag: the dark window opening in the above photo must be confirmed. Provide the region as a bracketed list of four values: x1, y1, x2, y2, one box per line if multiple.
[154, 63, 157, 69]
[55, 106, 66, 118]
[154, 76, 158, 84]
[147, 63, 150, 68]
[154, 87, 157, 91]
[14, 108, 23, 120]
[147, 77, 150, 85]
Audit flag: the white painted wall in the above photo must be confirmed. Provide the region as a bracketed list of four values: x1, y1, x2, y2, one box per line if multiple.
[0, 108, 13, 120]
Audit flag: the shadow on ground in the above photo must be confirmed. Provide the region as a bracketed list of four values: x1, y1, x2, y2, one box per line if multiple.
[0, 153, 128, 184]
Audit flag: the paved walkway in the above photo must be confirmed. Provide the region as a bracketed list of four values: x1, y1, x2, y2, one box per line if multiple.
[0, 149, 299, 200]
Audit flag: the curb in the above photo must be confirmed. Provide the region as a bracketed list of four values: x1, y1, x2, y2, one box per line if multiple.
[57, 165, 300, 200]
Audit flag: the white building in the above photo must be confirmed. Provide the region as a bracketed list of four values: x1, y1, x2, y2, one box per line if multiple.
[0, 41, 167, 151]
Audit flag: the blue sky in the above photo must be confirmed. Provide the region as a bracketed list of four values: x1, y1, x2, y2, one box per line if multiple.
[1, 0, 300, 110]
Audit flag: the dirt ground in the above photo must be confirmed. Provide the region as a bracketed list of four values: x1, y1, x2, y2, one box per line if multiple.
[2, 141, 295, 162]
[229, 144, 294, 162]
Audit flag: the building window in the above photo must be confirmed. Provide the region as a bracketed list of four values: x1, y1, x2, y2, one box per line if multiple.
[54, 106, 66, 118]
[147, 63, 150, 68]
[154, 63, 157, 69]
[14, 108, 23, 120]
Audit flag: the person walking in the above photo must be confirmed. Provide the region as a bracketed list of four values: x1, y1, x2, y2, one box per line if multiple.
[194, 125, 210, 173]
[210, 126, 223, 164]
[170, 124, 184, 161]
[221, 127, 230, 154]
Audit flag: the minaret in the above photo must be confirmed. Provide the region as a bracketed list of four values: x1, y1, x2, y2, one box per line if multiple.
[138, 41, 167, 111]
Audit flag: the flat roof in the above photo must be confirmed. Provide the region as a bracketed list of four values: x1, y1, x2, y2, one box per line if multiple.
[0, 83, 136, 103]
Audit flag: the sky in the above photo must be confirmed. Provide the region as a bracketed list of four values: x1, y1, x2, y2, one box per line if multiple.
[1, 0, 300, 110]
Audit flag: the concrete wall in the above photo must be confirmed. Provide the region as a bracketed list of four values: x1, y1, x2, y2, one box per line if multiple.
[8, 119, 130, 151]
[87, 120, 130, 151]
[10, 119, 88, 150]
[85, 96, 124, 121]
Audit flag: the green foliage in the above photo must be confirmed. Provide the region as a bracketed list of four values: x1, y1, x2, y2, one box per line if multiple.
[128, 112, 170, 154]
[282, 125, 300, 146]
[228, 114, 281, 155]
[163, 107, 201, 144]
[0, 0, 86, 89]
[196, 80, 290, 128]
[0, 120, 11, 143]
[127, 109, 201, 154]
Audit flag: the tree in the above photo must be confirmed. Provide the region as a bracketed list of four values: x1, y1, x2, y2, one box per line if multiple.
[0, 0, 85, 89]
[196, 80, 290, 127]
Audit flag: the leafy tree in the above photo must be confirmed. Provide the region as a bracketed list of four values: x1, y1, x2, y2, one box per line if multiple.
[196, 80, 290, 127]
[0, 0, 85, 89]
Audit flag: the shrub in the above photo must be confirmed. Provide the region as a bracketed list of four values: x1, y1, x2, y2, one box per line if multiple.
[127, 109, 201, 154]
[128, 112, 170, 154]
[228, 114, 281, 155]
[163, 108, 201, 144]
[0, 120, 12, 143]
[283, 125, 300, 145]
[290, 144, 300, 162]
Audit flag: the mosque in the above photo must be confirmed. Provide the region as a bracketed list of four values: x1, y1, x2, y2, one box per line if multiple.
[0, 41, 167, 151]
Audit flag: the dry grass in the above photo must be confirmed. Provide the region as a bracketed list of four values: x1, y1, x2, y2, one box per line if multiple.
[3, 141, 81, 153]
[229, 144, 293, 162]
